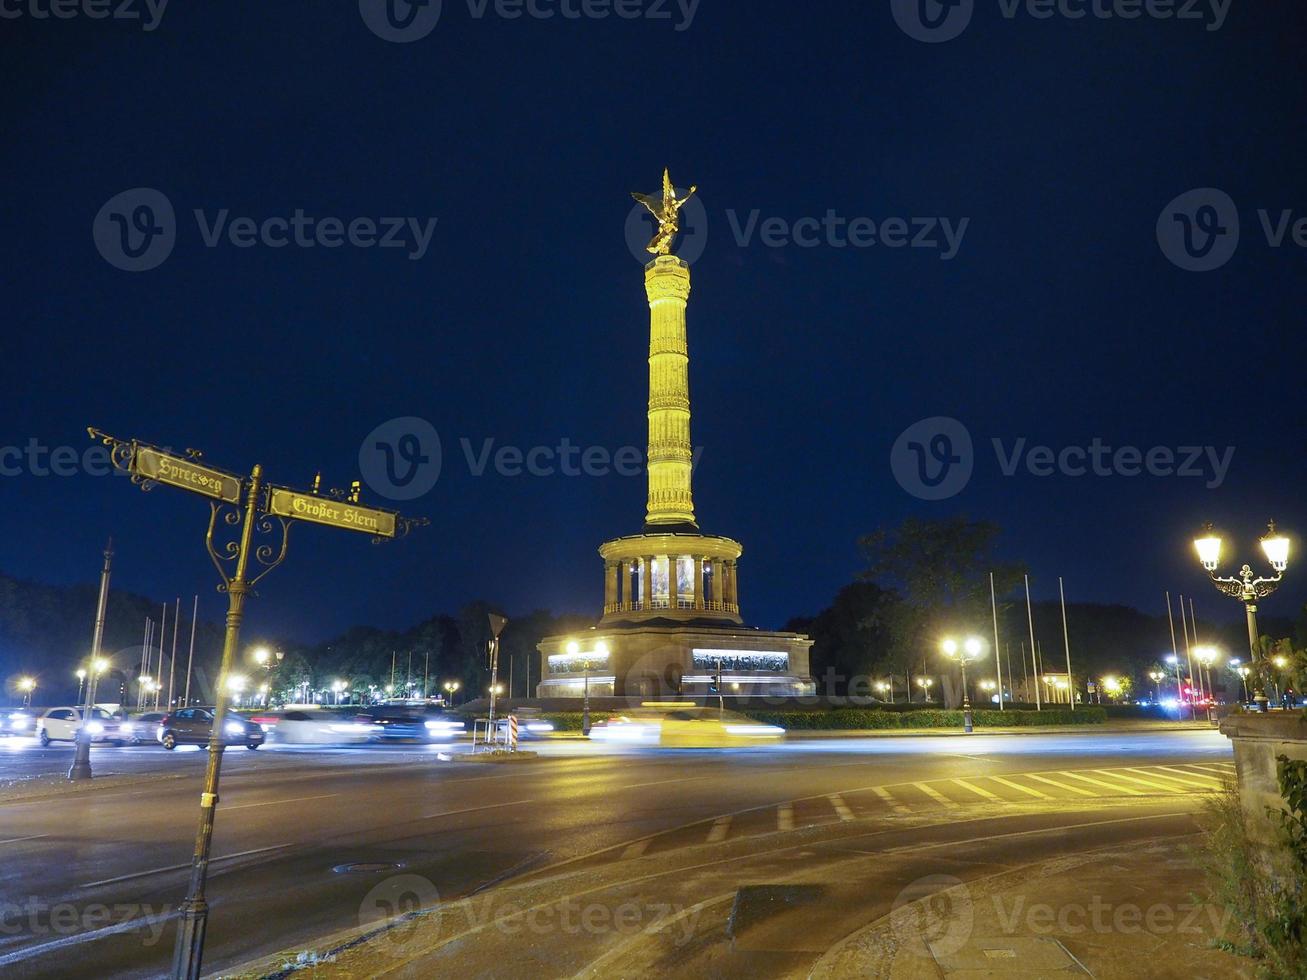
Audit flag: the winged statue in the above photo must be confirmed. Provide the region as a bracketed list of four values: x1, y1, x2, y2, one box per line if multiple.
[631, 169, 698, 255]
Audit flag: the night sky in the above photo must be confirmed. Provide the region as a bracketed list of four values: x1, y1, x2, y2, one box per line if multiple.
[4, 1, 1306, 645]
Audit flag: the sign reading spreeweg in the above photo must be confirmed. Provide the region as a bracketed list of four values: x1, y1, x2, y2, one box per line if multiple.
[132, 446, 241, 504]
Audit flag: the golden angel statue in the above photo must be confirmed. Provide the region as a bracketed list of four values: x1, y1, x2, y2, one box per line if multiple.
[631, 168, 698, 255]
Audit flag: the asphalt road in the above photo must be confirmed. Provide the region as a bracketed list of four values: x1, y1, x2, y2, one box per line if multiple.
[0, 729, 1234, 978]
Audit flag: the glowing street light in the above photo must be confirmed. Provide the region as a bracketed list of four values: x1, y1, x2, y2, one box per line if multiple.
[1194, 521, 1290, 710]
[443, 680, 461, 706]
[940, 635, 985, 732]
[76, 668, 88, 703]
[1148, 670, 1165, 703]
[875, 679, 893, 704]
[18, 676, 36, 707]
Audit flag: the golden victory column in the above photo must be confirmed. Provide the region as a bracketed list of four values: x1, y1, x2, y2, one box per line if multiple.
[536, 172, 813, 700]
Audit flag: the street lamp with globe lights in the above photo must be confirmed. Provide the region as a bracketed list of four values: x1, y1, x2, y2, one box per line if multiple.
[940, 636, 985, 733]
[1228, 659, 1251, 703]
[1148, 669, 1165, 704]
[915, 676, 934, 701]
[1194, 521, 1290, 711]
[227, 674, 248, 706]
[1164, 654, 1185, 713]
[18, 676, 35, 708]
[875, 679, 893, 704]
[76, 668, 87, 703]
[1271, 654, 1290, 706]
[443, 680, 460, 706]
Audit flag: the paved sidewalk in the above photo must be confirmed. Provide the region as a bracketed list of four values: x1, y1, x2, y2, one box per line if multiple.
[810, 837, 1254, 978]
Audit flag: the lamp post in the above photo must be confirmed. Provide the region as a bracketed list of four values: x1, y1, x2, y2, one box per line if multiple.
[1194, 521, 1289, 712]
[1271, 654, 1289, 707]
[76, 669, 87, 704]
[1164, 654, 1185, 715]
[18, 677, 35, 707]
[1229, 660, 1251, 704]
[443, 680, 460, 706]
[875, 680, 893, 704]
[940, 636, 984, 733]
[1193, 646, 1218, 723]
[979, 679, 997, 704]
[1148, 670, 1165, 704]
[916, 676, 934, 701]
[1100, 676, 1121, 704]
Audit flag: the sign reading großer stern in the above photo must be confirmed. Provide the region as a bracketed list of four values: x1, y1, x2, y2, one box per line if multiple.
[267, 489, 397, 539]
[132, 447, 242, 504]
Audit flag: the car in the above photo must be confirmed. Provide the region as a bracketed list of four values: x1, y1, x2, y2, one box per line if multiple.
[588, 707, 784, 747]
[249, 709, 375, 745]
[35, 706, 124, 746]
[117, 711, 167, 746]
[361, 705, 466, 742]
[157, 707, 265, 750]
[1, 709, 35, 737]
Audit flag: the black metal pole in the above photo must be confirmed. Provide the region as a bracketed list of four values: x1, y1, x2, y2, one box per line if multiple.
[171, 466, 261, 979]
[961, 657, 973, 733]
[70, 539, 113, 781]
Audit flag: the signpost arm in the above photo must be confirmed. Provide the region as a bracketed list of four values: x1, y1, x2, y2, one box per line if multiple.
[171, 464, 262, 980]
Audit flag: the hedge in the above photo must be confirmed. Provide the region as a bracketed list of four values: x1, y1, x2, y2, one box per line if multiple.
[537, 707, 1105, 731]
[739, 707, 1106, 730]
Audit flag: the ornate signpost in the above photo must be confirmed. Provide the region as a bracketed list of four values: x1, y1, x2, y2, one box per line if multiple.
[87, 428, 427, 980]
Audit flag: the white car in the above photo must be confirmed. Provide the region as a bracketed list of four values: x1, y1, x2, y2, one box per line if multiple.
[36, 706, 124, 746]
[252, 709, 374, 745]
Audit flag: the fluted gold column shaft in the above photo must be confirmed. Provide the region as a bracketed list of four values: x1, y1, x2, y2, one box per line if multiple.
[644, 255, 696, 528]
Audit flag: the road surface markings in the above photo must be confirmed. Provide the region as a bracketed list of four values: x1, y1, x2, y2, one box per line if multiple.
[950, 778, 1001, 802]
[829, 793, 855, 821]
[872, 785, 910, 813]
[914, 782, 957, 807]
[1130, 767, 1220, 790]
[625, 774, 717, 790]
[1095, 770, 1184, 793]
[1183, 763, 1237, 777]
[80, 843, 292, 889]
[0, 834, 49, 846]
[421, 799, 534, 820]
[0, 909, 178, 967]
[1154, 765, 1226, 787]
[224, 792, 339, 811]
[1023, 772, 1098, 797]
[620, 839, 650, 860]
[707, 815, 732, 842]
[777, 803, 794, 831]
[988, 775, 1050, 800]
[1057, 771, 1145, 796]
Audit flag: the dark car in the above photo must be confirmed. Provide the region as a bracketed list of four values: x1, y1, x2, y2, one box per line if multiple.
[361, 705, 465, 742]
[157, 707, 264, 750]
[118, 711, 167, 746]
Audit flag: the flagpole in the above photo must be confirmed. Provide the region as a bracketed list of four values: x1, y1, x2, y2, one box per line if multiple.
[1024, 574, 1041, 710]
[990, 572, 1004, 709]
[168, 597, 180, 710]
[184, 595, 198, 707]
[1058, 577, 1074, 711]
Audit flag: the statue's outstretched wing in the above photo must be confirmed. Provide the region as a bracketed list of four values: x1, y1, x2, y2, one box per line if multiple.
[631, 191, 661, 217]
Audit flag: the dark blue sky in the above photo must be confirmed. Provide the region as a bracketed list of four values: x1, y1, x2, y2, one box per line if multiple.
[3, 0, 1305, 644]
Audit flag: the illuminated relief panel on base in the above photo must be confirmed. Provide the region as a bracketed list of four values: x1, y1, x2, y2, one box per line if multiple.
[691, 649, 790, 673]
